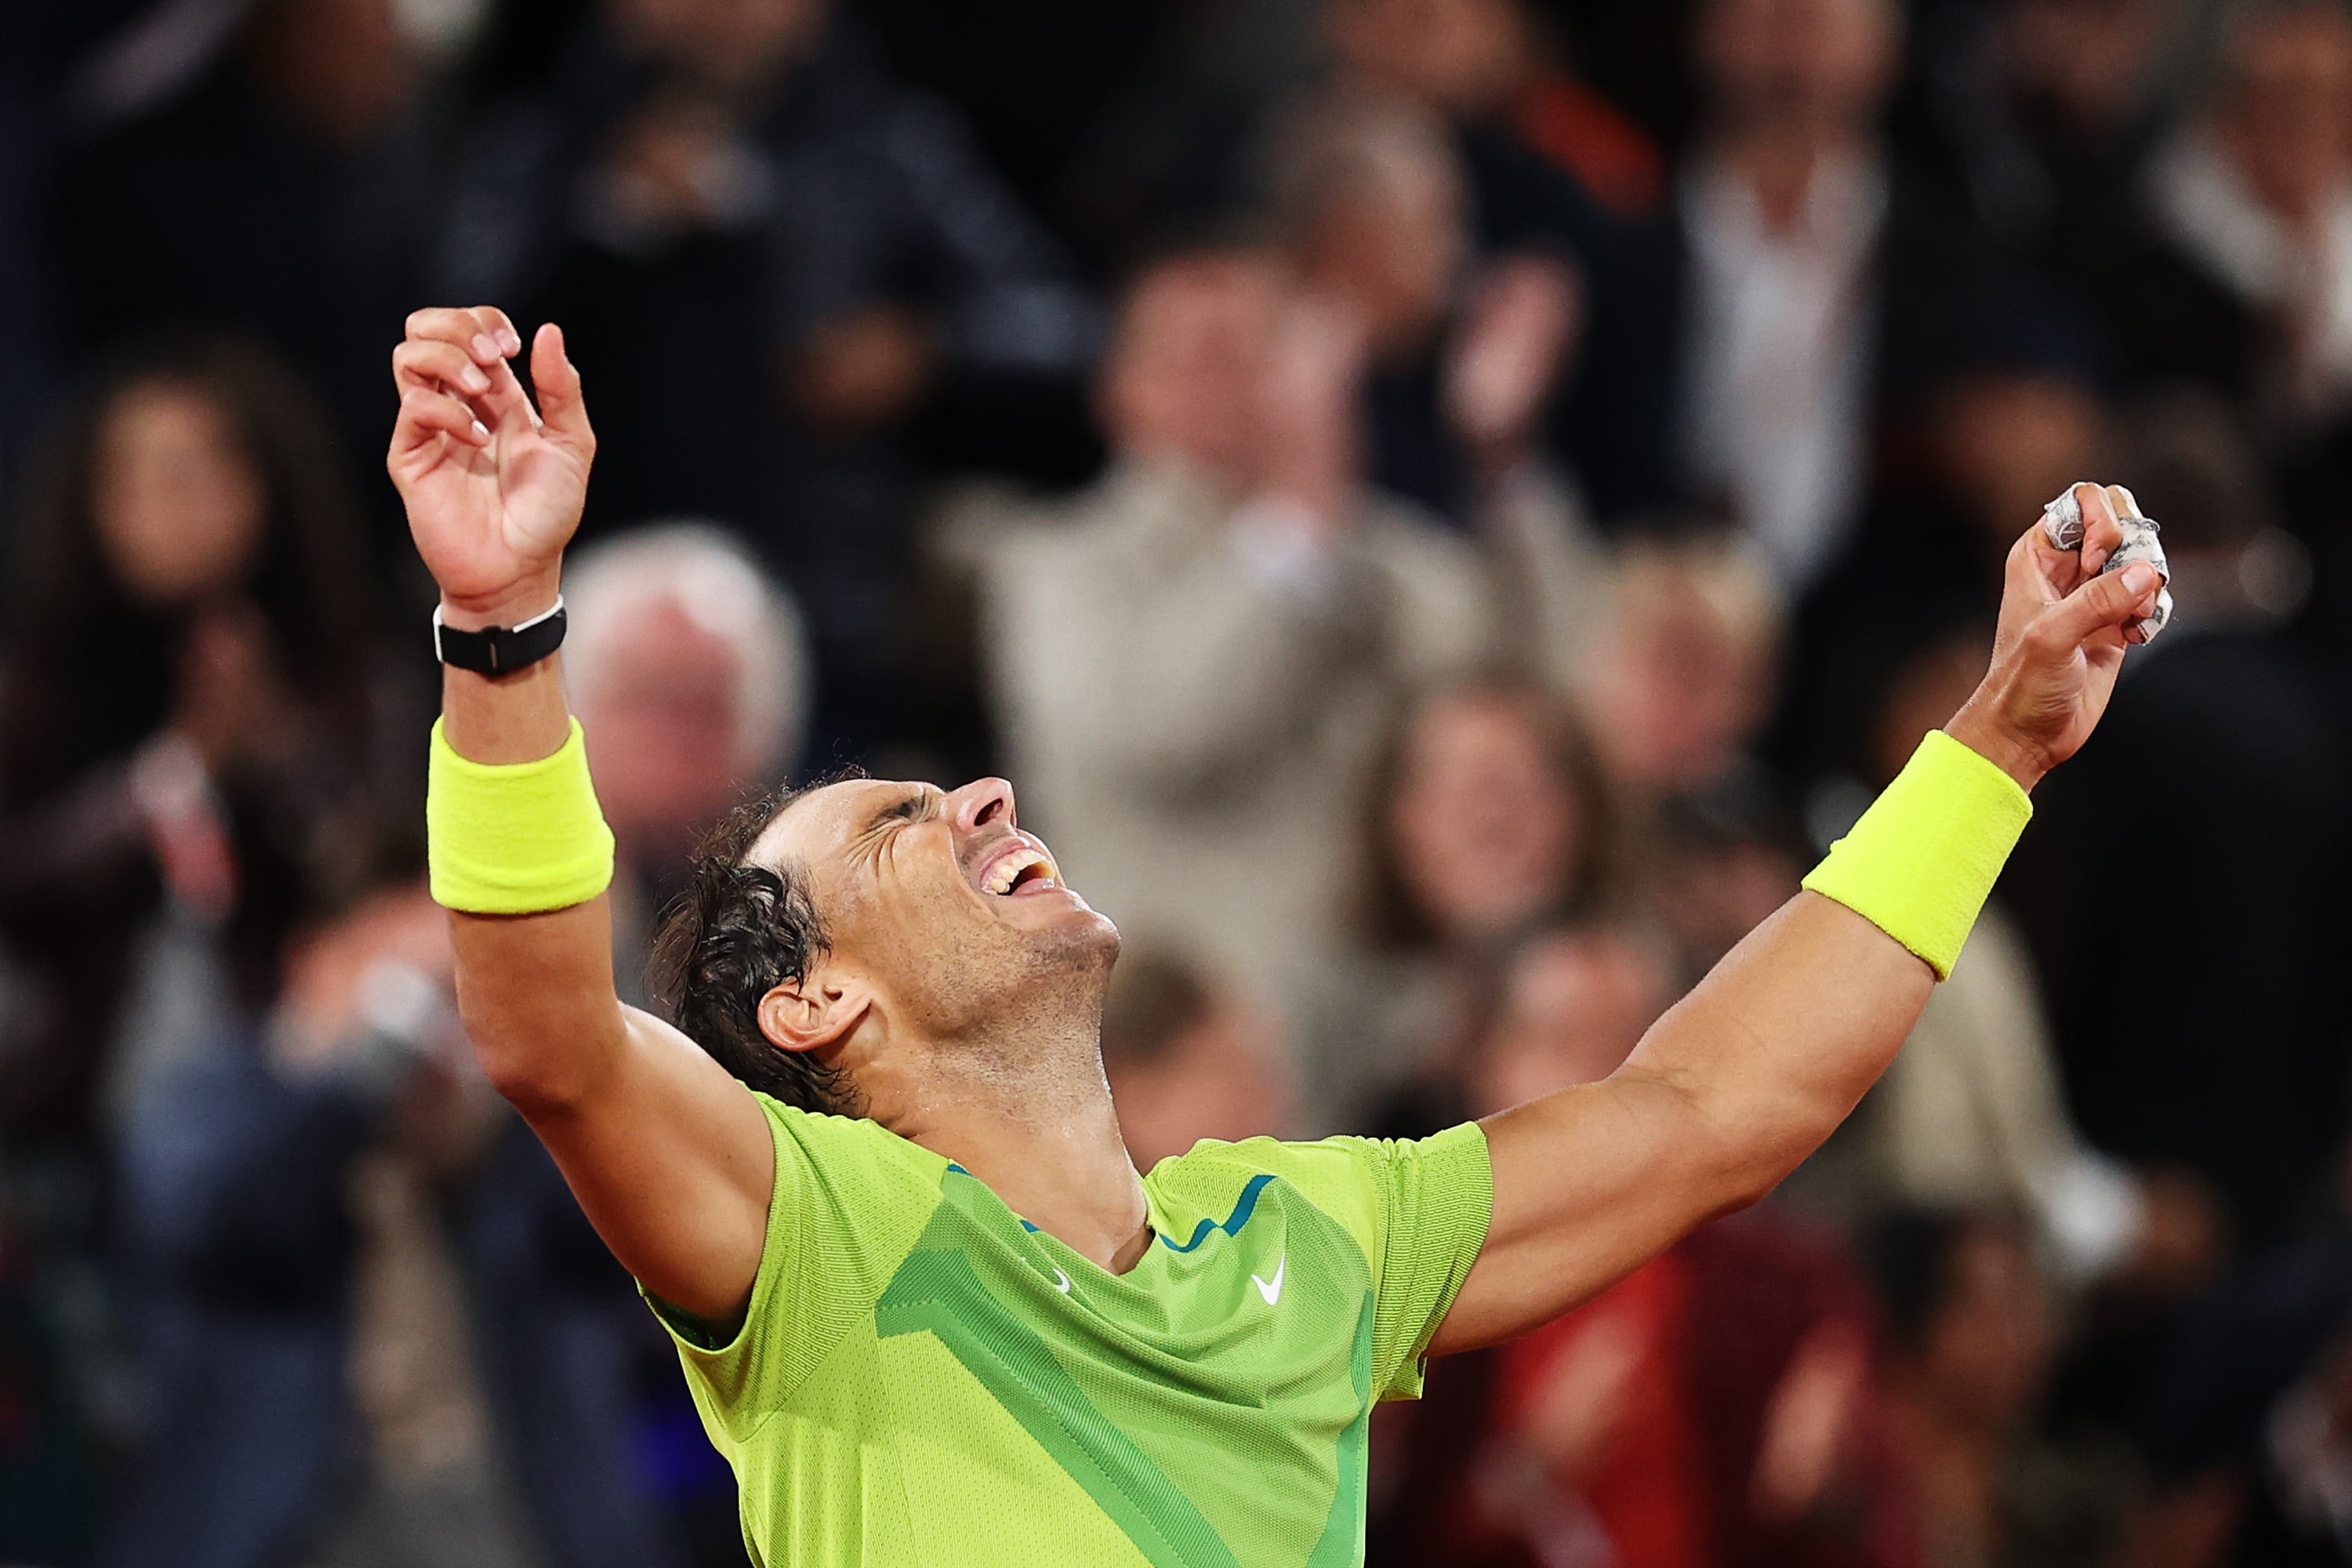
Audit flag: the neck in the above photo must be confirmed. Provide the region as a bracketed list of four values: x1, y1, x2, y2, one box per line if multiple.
[1708, 119, 1865, 234]
[880, 1023, 1151, 1275]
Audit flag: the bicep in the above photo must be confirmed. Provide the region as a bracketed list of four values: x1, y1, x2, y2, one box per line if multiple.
[1429, 1069, 1733, 1354]
[1432, 894, 1935, 1354]
[519, 1005, 776, 1324]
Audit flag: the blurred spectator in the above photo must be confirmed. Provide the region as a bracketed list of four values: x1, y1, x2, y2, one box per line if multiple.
[1098, 946, 1300, 1171]
[1269, 88, 1617, 679]
[1575, 528, 1784, 807]
[49, 0, 463, 543]
[1864, 1208, 2137, 1568]
[1319, 0, 1682, 517]
[103, 879, 684, 1568]
[1569, 526, 1802, 982]
[563, 521, 811, 966]
[1334, 676, 1626, 1129]
[855, 0, 1167, 237]
[1270, 84, 1635, 535]
[1065, 0, 1677, 517]
[2143, 0, 2352, 432]
[0, 336, 405, 1143]
[1323, 0, 1666, 221]
[2125, 1147, 2352, 1567]
[1374, 926, 1917, 1567]
[949, 243, 1491, 1094]
[441, 0, 1096, 760]
[1646, 779, 1813, 984]
[1668, 0, 2006, 590]
[2008, 391, 2352, 1253]
[1927, 0, 2183, 234]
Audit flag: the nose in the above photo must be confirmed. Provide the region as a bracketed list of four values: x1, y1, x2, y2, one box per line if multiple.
[947, 777, 1016, 837]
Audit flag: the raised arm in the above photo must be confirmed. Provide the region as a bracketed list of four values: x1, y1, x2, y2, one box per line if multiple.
[1432, 485, 2164, 1353]
[388, 307, 772, 1323]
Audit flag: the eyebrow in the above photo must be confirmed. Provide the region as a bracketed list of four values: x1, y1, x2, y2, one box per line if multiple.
[860, 786, 938, 836]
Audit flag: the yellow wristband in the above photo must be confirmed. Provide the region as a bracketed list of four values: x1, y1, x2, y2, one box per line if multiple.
[1800, 729, 2032, 980]
[426, 717, 616, 914]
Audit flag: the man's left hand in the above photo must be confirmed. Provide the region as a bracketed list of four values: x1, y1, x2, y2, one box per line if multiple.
[1947, 481, 2164, 792]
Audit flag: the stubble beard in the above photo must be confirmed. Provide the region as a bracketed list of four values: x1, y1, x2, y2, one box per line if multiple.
[927, 916, 1121, 1111]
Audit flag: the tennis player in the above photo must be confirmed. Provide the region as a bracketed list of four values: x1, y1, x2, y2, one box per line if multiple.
[389, 304, 2161, 1567]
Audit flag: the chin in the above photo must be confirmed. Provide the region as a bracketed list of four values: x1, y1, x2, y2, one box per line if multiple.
[1029, 902, 1121, 976]
[1064, 906, 1123, 961]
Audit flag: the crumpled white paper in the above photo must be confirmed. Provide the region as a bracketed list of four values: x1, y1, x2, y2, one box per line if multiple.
[2042, 484, 2172, 643]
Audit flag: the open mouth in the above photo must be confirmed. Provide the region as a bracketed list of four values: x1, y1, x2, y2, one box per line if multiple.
[978, 842, 1063, 898]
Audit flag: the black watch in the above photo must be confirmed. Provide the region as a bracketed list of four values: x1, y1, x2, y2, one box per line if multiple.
[433, 598, 568, 676]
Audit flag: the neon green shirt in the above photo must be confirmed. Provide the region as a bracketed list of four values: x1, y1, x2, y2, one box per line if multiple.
[648, 1094, 1494, 1567]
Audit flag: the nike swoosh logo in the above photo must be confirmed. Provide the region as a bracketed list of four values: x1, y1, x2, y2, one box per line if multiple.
[1250, 1256, 1286, 1306]
[1051, 1265, 1073, 1294]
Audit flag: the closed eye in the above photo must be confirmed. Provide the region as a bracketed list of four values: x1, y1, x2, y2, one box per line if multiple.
[861, 787, 938, 843]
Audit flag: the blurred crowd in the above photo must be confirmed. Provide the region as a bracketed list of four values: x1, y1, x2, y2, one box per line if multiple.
[4, 0, 2352, 1563]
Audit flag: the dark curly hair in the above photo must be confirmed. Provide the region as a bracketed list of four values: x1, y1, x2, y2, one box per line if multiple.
[649, 782, 862, 1116]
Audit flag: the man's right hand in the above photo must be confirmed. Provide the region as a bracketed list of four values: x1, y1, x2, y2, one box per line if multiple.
[387, 306, 596, 626]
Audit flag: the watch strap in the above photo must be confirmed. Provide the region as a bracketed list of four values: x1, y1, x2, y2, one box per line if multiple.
[433, 597, 568, 676]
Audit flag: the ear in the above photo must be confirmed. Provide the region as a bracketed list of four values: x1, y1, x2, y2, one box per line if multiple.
[755, 968, 874, 1055]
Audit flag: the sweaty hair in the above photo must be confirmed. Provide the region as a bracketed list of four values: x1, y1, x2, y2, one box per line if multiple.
[649, 783, 863, 1116]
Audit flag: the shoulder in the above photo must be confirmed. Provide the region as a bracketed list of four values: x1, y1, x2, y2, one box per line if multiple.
[753, 1094, 951, 1202]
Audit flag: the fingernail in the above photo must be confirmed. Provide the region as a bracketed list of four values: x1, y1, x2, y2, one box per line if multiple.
[2122, 563, 2159, 594]
[470, 419, 490, 441]
[471, 333, 500, 362]
[459, 365, 488, 394]
[497, 328, 522, 356]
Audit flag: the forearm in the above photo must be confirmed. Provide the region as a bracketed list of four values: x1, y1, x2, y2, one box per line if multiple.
[1626, 891, 1933, 1203]
[437, 569, 629, 1108]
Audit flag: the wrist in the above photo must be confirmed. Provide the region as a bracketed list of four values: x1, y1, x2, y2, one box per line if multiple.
[1944, 699, 2048, 794]
[1802, 730, 2034, 981]
[439, 569, 561, 632]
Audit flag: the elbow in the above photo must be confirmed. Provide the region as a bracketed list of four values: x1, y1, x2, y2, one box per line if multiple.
[459, 1004, 618, 1118]
[477, 1054, 582, 1117]
[1668, 1074, 1835, 1218]
[473, 1037, 606, 1118]
[1711, 1143, 1793, 1216]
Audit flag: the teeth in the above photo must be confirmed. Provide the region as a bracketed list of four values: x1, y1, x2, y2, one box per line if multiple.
[983, 847, 1056, 895]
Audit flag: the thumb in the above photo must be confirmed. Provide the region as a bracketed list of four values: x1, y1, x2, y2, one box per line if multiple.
[2039, 561, 2161, 651]
[531, 323, 594, 449]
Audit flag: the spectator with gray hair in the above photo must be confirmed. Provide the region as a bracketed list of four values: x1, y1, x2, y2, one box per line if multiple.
[561, 522, 811, 987]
